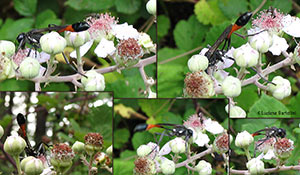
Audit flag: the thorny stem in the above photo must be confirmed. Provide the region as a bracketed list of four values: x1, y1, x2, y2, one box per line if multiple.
[31, 55, 156, 91]
[88, 153, 95, 175]
[76, 47, 84, 73]
[44, 54, 55, 78]
[230, 164, 300, 175]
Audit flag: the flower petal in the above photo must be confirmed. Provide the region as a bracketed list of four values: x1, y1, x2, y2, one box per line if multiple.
[70, 40, 94, 58]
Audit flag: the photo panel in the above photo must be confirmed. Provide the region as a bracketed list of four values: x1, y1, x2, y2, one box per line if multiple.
[114, 98, 229, 174]
[0, 0, 156, 98]
[0, 92, 112, 174]
[157, 0, 300, 118]
[229, 118, 300, 174]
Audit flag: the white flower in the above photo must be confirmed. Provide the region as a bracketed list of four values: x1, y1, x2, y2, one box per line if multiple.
[94, 38, 116, 58]
[246, 158, 265, 175]
[195, 160, 212, 175]
[235, 131, 253, 148]
[148, 90, 157, 98]
[192, 129, 210, 147]
[187, 54, 209, 72]
[40, 32, 66, 55]
[0, 125, 3, 138]
[137, 144, 152, 157]
[282, 15, 300, 37]
[169, 137, 186, 154]
[267, 76, 291, 100]
[112, 23, 139, 40]
[268, 35, 289, 56]
[204, 118, 224, 134]
[70, 40, 94, 58]
[138, 32, 155, 53]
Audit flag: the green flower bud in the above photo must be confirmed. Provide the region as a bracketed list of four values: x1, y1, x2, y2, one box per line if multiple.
[246, 158, 265, 175]
[0, 125, 4, 138]
[24, 158, 44, 175]
[106, 145, 112, 156]
[169, 137, 186, 154]
[21, 156, 35, 171]
[248, 30, 272, 53]
[40, 32, 67, 55]
[195, 160, 212, 175]
[267, 76, 291, 100]
[19, 57, 40, 79]
[293, 44, 300, 64]
[81, 70, 105, 91]
[225, 104, 246, 118]
[233, 43, 259, 67]
[72, 141, 85, 154]
[0, 56, 16, 81]
[4, 135, 26, 156]
[0, 40, 15, 58]
[187, 54, 209, 72]
[222, 76, 241, 97]
[235, 131, 253, 149]
[138, 32, 155, 53]
[161, 159, 175, 175]
[137, 144, 152, 157]
[65, 30, 91, 48]
[146, 0, 156, 15]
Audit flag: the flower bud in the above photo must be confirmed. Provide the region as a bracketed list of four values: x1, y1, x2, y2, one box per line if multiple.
[146, 0, 156, 15]
[138, 32, 155, 53]
[19, 57, 40, 79]
[0, 125, 4, 138]
[222, 76, 241, 97]
[0, 56, 16, 81]
[169, 137, 186, 154]
[134, 157, 156, 175]
[106, 145, 112, 156]
[72, 141, 85, 154]
[65, 30, 91, 48]
[225, 104, 246, 118]
[40, 32, 67, 55]
[161, 159, 175, 175]
[195, 160, 212, 175]
[248, 30, 272, 53]
[233, 43, 259, 67]
[246, 158, 265, 175]
[187, 54, 209, 72]
[137, 144, 152, 157]
[267, 76, 291, 100]
[235, 131, 253, 148]
[0, 40, 15, 58]
[148, 90, 157, 98]
[184, 71, 215, 97]
[4, 135, 26, 156]
[24, 158, 44, 175]
[274, 138, 294, 161]
[21, 156, 35, 170]
[81, 70, 105, 91]
[293, 44, 300, 64]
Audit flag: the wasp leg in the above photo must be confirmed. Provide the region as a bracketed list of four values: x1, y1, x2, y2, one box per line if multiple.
[254, 137, 270, 157]
[250, 67, 276, 85]
[62, 52, 87, 78]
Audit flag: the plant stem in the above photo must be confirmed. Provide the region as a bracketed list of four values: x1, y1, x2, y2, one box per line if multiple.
[45, 54, 55, 77]
[244, 147, 251, 161]
[13, 155, 21, 175]
[76, 47, 83, 73]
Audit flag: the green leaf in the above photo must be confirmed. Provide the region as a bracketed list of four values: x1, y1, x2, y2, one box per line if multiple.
[114, 128, 130, 149]
[271, 0, 292, 13]
[114, 158, 135, 175]
[65, 0, 115, 11]
[13, 0, 37, 16]
[248, 93, 291, 118]
[157, 48, 187, 97]
[0, 79, 33, 91]
[218, 0, 248, 19]
[131, 132, 153, 150]
[138, 99, 170, 117]
[42, 83, 70, 91]
[115, 0, 141, 14]
[194, 0, 227, 25]
[235, 85, 259, 111]
[174, 15, 208, 51]
[287, 92, 300, 118]
[0, 18, 34, 41]
[35, 9, 61, 28]
[157, 15, 171, 39]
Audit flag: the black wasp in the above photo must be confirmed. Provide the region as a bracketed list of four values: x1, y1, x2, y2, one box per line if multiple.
[252, 127, 286, 157]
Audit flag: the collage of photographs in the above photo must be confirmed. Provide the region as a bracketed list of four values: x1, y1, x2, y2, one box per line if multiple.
[0, 0, 299, 174]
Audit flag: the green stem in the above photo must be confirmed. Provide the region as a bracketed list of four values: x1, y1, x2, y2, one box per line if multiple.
[45, 54, 55, 77]
[76, 47, 83, 73]
[237, 67, 246, 79]
[244, 147, 251, 161]
[13, 155, 21, 175]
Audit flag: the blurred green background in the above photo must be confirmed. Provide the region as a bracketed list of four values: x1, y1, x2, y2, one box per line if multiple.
[0, 0, 156, 97]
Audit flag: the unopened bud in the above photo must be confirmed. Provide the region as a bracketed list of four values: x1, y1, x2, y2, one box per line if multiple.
[233, 43, 259, 67]
[161, 159, 175, 175]
[235, 131, 253, 148]
[146, 0, 156, 15]
[267, 76, 291, 100]
[4, 135, 26, 156]
[222, 76, 241, 97]
[40, 32, 67, 55]
[19, 57, 40, 79]
[187, 54, 209, 72]
[195, 160, 212, 175]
